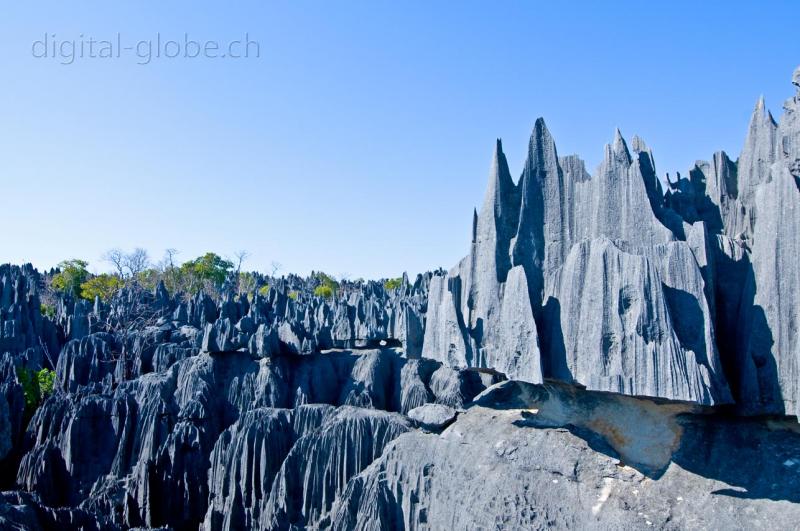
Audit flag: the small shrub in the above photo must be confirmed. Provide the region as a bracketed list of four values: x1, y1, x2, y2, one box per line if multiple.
[37, 368, 56, 397]
[17, 367, 56, 416]
[40, 303, 56, 319]
[258, 284, 270, 297]
[314, 272, 339, 297]
[314, 285, 334, 299]
[384, 277, 403, 290]
[287, 290, 299, 300]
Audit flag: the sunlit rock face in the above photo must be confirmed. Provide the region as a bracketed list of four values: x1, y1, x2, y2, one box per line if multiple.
[424, 67, 800, 413]
[424, 124, 729, 405]
[329, 380, 800, 531]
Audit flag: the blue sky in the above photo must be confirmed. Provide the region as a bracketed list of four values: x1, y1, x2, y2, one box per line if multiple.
[1, 1, 797, 279]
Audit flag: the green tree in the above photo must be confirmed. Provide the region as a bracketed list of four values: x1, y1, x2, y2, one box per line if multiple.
[80, 274, 123, 302]
[314, 285, 334, 299]
[181, 253, 233, 289]
[37, 368, 56, 397]
[258, 284, 270, 297]
[314, 272, 339, 295]
[384, 277, 403, 290]
[51, 259, 90, 297]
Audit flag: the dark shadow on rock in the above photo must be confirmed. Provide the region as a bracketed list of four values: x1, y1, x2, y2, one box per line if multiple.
[745, 304, 782, 414]
[540, 297, 572, 383]
[514, 411, 622, 462]
[473, 380, 800, 502]
[672, 413, 800, 502]
[714, 249, 782, 415]
[468, 318, 484, 368]
[657, 155, 784, 417]
[662, 285, 708, 365]
[712, 244, 751, 404]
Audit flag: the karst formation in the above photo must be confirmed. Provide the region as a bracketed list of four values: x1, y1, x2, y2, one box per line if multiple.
[1, 66, 799, 530]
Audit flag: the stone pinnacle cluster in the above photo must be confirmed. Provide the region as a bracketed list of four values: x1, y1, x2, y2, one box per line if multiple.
[0, 66, 798, 530]
[424, 65, 800, 416]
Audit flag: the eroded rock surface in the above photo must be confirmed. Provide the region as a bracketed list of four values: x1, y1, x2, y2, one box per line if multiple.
[424, 67, 800, 414]
[331, 381, 800, 530]
[0, 66, 799, 530]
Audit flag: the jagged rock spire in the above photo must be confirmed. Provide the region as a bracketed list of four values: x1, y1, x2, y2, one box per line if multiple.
[512, 118, 559, 282]
[478, 139, 518, 253]
[736, 96, 779, 227]
[473, 138, 519, 284]
[612, 127, 632, 165]
[631, 134, 666, 212]
[523, 118, 559, 177]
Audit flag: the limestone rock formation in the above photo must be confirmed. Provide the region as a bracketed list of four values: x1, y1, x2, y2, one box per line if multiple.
[11, 332, 496, 529]
[329, 380, 800, 530]
[424, 120, 730, 405]
[666, 67, 800, 416]
[0, 66, 799, 531]
[422, 66, 800, 410]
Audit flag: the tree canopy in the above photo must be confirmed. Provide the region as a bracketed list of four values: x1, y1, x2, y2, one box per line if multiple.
[384, 277, 403, 290]
[80, 274, 123, 302]
[180, 252, 234, 292]
[51, 259, 90, 297]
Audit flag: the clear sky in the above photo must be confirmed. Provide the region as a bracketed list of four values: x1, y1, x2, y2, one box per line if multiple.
[1, 1, 797, 279]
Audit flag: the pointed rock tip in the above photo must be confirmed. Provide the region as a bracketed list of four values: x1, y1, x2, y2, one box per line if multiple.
[521, 117, 558, 174]
[751, 95, 777, 127]
[530, 117, 552, 144]
[526, 117, 557, 164]
[493, 138, 504, 161]
[755, 95, 766, 112]
[793, 66, 800, 88]
[612, 128, 631, 160]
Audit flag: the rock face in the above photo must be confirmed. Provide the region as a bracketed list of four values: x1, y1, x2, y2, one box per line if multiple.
[12, 343, 497, 529]
[329, 380, 800, 530]
[425, 122, 729, 405]
[665, 68, 800, 416]
[422, 141, 543, 385]
[407, 403, 457, 431]
[423, 67, 800, 414]
[261, 406, 412, 529]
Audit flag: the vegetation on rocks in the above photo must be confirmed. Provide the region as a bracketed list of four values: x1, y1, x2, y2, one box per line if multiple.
[80, 274, 123, 302]
[50, 259, 90, 297]
[313, 285, 334, 299]
[39, 304, 55, 319]
[384, 277, 403, 290]
[16, 366, 56, 417]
